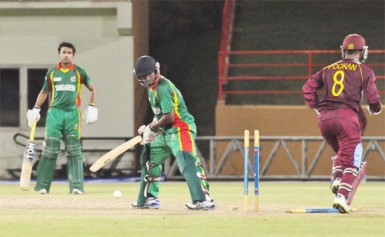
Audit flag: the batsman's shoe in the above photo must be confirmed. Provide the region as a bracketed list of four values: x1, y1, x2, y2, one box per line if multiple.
[144, 197, 160, 209]
[131, 197, 160, 209]
[333, 194, 351, 214]
[185, 199, 215, 210]
[331, 178, 341, 195]
[131, 202, 140, 209]
[71, 189, 84, 195]
[38, 188, 47, 194]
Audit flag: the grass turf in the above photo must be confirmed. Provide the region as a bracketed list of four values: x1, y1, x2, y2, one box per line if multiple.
[0, 181, 384, 237]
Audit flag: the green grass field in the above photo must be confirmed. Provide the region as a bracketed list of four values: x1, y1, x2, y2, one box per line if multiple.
[0, 181, 384, 237]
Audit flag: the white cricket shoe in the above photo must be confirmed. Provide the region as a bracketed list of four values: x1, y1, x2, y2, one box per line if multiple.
[71, 189, 84, 195]
[131, 197, 160, 209]
[333, 194, 351, 214]
[38, 188, 47, 194]
[185, 199, 215, 210]
[331, 178, 341, 195]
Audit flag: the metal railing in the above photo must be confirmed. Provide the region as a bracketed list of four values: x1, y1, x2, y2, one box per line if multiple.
[166, 136, 385, 181]
[11, 133, 138, 179]
[12, 133, 385, 181]
[217, 1, 385, 101]
[218, 50, 385, 100]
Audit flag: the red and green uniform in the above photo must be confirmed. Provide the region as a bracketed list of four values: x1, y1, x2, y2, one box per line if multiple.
[35, 63, 93, 193]
[42, 63, 92, 139]
[137, 76, 210, 206]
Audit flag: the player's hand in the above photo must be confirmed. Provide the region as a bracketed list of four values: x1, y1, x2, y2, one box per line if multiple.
[138, 124, 157, 145]
[314, 109, 320, 116]
[27, 107, 41, 128]
[86, 105, 98, 124]
[138, 125, 146, 135]
[367, 103, 382, 116]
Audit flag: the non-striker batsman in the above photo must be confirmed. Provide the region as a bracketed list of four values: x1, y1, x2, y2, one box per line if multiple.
[27, 41, 98, 194]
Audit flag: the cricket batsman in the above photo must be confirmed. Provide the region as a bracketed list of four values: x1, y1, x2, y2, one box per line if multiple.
[302, 34, 382, 213]
[131, 55, 215, 210]
[27, 41, 98, 194]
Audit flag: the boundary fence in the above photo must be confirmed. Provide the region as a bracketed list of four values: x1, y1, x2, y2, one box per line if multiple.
[166, 135, 385, 181]
[11, 133, 385, 181]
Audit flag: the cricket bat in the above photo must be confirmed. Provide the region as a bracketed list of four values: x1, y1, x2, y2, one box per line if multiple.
[89, 135, 143, 173]
[347, 161, 368, 205]
[19, 120, 38, 191]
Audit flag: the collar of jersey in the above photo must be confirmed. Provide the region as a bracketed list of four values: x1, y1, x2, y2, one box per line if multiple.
[150, 77, 162, 90]
[342, 58, 361, 64]
[56, 62, 74, 70]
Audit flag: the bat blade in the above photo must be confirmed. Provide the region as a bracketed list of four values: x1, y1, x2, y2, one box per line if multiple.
[20, 161, 34, 190]
[89, 135, 142, 173]
[347, 161, 367, 205]
[20, 120, 38, 191]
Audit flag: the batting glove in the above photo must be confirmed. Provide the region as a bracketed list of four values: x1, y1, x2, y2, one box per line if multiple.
[367, 103, 382, 116]
[27, 107, 41, 128]
[138, 125, 146, 135]
[138, 124, 157, 145]
[86, 104, 98, 124]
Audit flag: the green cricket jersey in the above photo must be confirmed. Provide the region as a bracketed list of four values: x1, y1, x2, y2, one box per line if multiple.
[42, 63, 92, 111]
[148, 76, 195, 133]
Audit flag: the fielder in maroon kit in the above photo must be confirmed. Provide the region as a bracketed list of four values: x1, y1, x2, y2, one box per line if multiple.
[302, 34, 383, 213]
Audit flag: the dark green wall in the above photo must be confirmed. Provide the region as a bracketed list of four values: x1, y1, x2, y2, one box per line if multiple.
[148, 0, 384, 135]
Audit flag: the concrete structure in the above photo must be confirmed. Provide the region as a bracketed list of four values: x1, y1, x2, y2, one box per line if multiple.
[0, 1, 146, 178]
[215, 101, 385, 177]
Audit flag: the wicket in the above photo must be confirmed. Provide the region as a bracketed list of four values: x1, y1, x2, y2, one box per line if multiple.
[243, 129, 260, 211]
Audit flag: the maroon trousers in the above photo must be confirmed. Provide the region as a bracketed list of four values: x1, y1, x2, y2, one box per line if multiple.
[318, 109, 362, 198]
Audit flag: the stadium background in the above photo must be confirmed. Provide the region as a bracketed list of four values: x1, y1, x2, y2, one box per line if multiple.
[0, 0, 383, 180]
[147, 0, 384, 136]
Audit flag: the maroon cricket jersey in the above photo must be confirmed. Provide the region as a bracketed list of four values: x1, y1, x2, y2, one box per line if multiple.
[303, 59, 382, 113]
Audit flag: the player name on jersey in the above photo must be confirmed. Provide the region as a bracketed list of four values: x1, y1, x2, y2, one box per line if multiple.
[326, 63, 358, 71]
[55, 84, 76, 91]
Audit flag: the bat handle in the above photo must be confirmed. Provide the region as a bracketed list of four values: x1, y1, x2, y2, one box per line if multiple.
[30, 120, 38, 141]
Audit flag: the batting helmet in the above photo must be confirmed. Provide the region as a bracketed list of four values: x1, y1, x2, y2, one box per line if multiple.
[340, 34, 368, 62]
[134, 55, 160, 87]
[342, 34, 366, 50]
